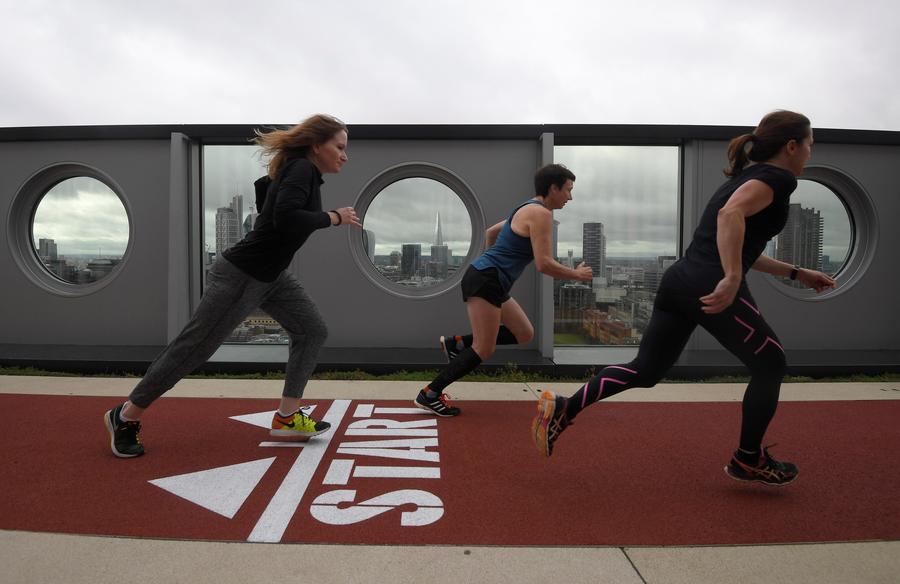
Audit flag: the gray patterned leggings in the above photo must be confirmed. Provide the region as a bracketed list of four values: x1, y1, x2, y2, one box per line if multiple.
[128, 258, 327, 408]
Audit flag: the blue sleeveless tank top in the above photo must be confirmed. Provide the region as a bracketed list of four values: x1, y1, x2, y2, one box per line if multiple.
[470, 199, 544, 294]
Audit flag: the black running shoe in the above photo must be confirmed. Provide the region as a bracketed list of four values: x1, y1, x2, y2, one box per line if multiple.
[414, 390, 461, 416]
[724, 445, 798, 486]
[103, 403, 145, 458]
[532, 390, 571, 457]
[439, 335, 459, 362]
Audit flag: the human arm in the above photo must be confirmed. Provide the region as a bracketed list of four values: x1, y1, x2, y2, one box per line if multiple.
[699, 179, 774, 313]
[752, 254, 836, 292]
[484, 220, 505, 249]
[272, 160, 332, 235]
[528, 208, 593, 281]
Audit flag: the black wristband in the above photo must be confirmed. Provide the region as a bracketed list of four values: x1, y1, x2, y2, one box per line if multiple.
[789, 265, 800, 280]
[329, 210, 341, 226]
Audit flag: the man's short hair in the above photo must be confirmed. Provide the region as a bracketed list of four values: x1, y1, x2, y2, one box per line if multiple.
[534, 164, 576, 196]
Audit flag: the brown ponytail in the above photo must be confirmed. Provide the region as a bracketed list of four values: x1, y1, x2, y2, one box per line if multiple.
[724, 110, 811, 177]
[253, 114, 348, 179]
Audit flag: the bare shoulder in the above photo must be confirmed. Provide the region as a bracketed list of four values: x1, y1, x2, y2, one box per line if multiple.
[519, 202, 552, 223]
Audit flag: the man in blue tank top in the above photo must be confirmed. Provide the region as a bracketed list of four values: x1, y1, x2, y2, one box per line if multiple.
[414, 164, 593, 416]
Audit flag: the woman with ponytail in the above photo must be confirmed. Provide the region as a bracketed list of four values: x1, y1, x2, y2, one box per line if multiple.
[104, 114, 361, 458]
[532, 111, 835, 486]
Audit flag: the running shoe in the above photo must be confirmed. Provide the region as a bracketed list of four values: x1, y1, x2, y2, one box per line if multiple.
[270, 408, 331, 438]
[103, 403, 145, 458]
[414, 389, 461, 416]
[532, 390, 570, 457]
[724, 445, 799, 486]
[439, 335, 460, 362]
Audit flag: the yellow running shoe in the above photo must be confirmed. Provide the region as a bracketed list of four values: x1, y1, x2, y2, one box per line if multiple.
[270, 408, 331, 439]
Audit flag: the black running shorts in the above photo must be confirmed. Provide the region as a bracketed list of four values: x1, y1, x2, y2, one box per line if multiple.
[460, 265, 509, 308]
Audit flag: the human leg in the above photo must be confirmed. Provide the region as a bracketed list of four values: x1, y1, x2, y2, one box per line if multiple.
[531, 305, 695, 457]
[260, 274, 331, 438]
[697, 290, 796, 485]
[127, 260, 265, 410]
[105, 259, 266, 457]
[416, 297, 502, 416]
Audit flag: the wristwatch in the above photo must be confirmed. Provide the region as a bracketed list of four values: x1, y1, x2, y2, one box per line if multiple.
[789, 265, 800, 280]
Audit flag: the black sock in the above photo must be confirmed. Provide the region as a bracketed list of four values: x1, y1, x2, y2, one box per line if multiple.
[428, 347, 483, 393]
[736, 448, 760, 465]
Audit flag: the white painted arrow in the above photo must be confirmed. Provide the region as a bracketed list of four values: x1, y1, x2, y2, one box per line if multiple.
[149, 457, 277, 519]
[229, 406, 318, 429]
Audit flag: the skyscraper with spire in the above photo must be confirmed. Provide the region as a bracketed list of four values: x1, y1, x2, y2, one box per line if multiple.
[430, 211, 450, 279]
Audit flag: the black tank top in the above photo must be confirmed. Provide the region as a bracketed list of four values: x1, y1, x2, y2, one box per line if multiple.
[682, 163, 797, 278]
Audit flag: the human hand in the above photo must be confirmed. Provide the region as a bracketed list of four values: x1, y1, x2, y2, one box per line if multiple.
[700, 276, 741, 314]
[797, 269, 836, 293]
[574, 262, 593, 282]
[332, 207, 362, 228]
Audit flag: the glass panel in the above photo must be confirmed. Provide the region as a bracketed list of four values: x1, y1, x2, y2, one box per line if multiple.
[202, 145, 289, 344]
[771, 179, 853, 287]
[552, 146, 680, 346]
[362, 177, 472, 288]
[31, 177, 129, 284]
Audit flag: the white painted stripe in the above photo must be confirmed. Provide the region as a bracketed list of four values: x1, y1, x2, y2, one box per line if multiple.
[373, 407, 430, 415]
[352, 404, 374, 418]
[353, 465, 440, 479]
[247, 399, 351, 543]
[258, 442, 306, 448]
[344, 428, 437, 436]
[322, 459, 354, 485]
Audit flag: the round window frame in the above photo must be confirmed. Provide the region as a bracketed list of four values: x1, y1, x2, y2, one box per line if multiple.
[349, 162, 485, 300]
[7, 163, 134, 297]
[764, 164, 877, 301]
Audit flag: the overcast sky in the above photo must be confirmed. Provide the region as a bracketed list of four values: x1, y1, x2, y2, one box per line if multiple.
[13, 0, 891, 268]
[2, 0, 898, 130]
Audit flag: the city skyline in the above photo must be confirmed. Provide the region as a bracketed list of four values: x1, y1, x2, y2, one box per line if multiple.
[31, 176, 129, 257]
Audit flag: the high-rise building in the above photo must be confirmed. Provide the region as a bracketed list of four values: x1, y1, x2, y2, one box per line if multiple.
[776, 203, 823, 271]
[215, 207, 241, 256]
[38, 238, 58, 261]
[363, 229, 376, 262]
[645, 255, 676, 292]
[401, 244, 422, 278]
[430, 212, 449, 279]
[582, 222, 607, 287]
[231, 195, 243, 227]
[243, 203, 258, 236]
[552, 219, 560, 260]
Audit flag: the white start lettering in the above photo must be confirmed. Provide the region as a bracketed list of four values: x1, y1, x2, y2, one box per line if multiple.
[310, 405, 444, 527]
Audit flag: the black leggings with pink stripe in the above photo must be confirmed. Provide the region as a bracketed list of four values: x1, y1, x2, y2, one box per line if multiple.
[565, 272, 786, 453]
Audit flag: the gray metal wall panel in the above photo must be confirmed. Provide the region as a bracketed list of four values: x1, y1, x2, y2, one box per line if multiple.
[1, 140, 172, 345]
[282, 139, 541, 348]
[683, 140, 900, 357]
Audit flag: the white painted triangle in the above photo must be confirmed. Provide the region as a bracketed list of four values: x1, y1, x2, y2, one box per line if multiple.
[149, 457, 277, 518]
[229, 406, 317, 429]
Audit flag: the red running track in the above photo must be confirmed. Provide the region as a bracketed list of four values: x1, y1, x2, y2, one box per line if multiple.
[0, 393, 897, 546]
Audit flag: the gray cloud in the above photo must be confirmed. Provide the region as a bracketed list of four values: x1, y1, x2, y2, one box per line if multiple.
[1, 1, 898, 129]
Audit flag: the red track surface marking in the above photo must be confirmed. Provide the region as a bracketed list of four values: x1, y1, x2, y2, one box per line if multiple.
[1, 394, 897, 545]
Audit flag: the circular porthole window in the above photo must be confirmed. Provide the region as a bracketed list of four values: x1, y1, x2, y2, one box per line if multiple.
[8, 164, 132, 296]
[765, 165, 877, 301]
[350, 163, 484, 299]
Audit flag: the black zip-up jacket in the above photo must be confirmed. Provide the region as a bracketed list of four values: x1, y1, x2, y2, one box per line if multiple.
[223, 157, 331, 282]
